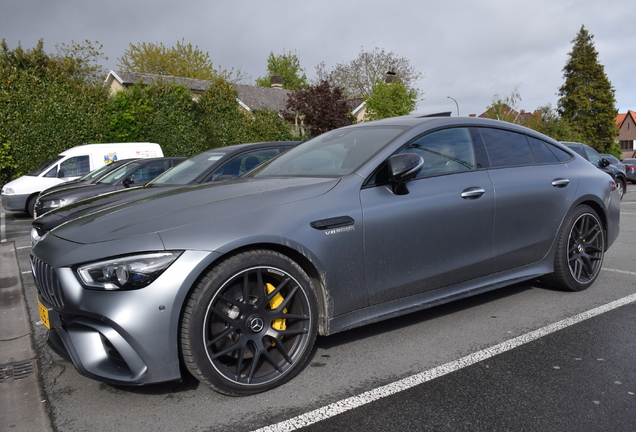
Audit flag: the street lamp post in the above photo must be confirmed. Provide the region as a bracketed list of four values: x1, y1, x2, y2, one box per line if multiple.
[447, 96, 459, 116]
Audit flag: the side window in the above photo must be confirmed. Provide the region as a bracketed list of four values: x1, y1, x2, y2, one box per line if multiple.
[207, 148, 281, 181]
[131, 160, 169, 182]
[43, 166, 58, 178]
[479, 128, 534, 167]
[59, 156, 90, 177]
[547, 143, 572, 162]
[528, 137, 560, 163]
[399, 128, 477, 178]
[583, 147, 602, 164]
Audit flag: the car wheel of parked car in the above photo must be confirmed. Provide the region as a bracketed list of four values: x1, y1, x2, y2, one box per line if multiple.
[180, 249, 318, 396]
[27, 195, 37, 217]
[541, 205, 605, 291]
[616, 178, 625, 200]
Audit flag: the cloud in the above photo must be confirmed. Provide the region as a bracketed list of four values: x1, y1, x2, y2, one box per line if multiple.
[2, 0, 634, 116]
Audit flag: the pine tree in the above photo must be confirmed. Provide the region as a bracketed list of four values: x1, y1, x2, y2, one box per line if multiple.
[557, 26, 618, 152]
[255, 50, 308, 90]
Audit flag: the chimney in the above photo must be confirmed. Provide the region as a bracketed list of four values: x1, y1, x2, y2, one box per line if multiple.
[469, 114, 476, 117]
[385, 71, 399, 84]
[270, 75, 283, 89]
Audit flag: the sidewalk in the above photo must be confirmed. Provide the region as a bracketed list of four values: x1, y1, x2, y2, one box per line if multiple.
[0, 241, 53, 432]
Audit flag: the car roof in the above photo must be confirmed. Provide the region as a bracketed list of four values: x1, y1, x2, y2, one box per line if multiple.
[201, 141, 302, 155]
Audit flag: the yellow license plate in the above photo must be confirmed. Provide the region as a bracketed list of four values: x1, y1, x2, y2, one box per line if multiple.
[38, 299, 50, 329]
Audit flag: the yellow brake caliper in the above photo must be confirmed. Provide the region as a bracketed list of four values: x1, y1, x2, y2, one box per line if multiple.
[266, 283, 287, 335]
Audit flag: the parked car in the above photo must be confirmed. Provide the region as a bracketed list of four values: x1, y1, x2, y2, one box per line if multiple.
[600, 154, 626, 173]
[33, 157, 185, 217]
[149, 140, 301, 186]
[31, 141, 301, 232]
[1, 142, 162, 216]
[622, 158, 636, 183]
[36, 158, 139, 197]
[562, 142, 627, 199]
[31, 115, 620, 396]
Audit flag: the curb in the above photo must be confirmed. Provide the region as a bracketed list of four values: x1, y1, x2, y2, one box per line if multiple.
[0, 242, 53, 432]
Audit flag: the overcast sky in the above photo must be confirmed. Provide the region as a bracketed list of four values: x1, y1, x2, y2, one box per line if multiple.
[2, 0, 635, 117]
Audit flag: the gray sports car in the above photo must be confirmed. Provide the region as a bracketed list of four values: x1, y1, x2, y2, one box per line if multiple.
[30, 114, 620, 396]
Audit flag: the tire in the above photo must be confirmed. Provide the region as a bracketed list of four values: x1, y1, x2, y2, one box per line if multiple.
[180, 250, 318, 396]
[541, 205, 605, 291]
[616, 178, 625, 200]
[26, 195, 37, 217]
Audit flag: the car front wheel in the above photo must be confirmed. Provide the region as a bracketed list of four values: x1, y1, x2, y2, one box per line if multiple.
[541, 205, 605, 291]
[180, 250, 318, 396]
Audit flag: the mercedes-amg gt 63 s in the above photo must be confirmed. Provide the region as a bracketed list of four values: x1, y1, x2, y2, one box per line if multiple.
[31, 114, 620, 396]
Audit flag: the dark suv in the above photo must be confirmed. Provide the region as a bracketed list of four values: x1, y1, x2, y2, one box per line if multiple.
[563, 142, 626, 199]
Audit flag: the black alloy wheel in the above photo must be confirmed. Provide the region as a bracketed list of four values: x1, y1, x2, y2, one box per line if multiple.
[181, 250, 318, 396]
[541, 205, 605, 291]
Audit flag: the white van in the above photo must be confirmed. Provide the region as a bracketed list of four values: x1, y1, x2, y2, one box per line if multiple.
[1, 142, 163, 215]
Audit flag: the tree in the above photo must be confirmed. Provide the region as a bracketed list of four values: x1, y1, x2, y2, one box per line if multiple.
[117, 39, 248, 83]
[524, 104, 583, 142]
[283, 81, 355, 137]
[245, 109, 296, 142]
[197, 77, 250, 147]
[106, 80, 206, 157]
[557, 26, 618, 152]
[484, 86, 524, 124]
[315, 47, 424, 99]
[365, 78, 417, 120]
[255, 50, 308, 90]
[55, 39, 109, 83]
[0, 40, 110, 182]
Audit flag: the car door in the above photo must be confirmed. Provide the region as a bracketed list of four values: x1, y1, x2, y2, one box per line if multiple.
[360, 127, 495, 305]
[477, 128, 578, 273]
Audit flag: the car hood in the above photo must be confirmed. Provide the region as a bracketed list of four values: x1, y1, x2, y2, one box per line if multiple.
[49, 177, 340, 244]
[40, 182, 103, 200]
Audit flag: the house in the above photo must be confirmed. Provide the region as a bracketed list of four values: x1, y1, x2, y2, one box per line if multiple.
[616, 110, 636, 158]
[104, 70, 292, 114]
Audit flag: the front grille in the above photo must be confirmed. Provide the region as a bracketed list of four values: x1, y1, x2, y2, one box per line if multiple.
[30, 255, 65, 308]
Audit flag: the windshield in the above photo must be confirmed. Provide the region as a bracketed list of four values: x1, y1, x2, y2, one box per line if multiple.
[97, 161, 143, 184]
[252, 126, 407, 177]
[28, 156, 64, 176]
[77, 162, 119, 181]
[150, 151, 226, 185]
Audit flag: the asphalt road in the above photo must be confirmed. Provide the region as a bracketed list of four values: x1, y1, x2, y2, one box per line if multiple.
[2, 185, 635, 432]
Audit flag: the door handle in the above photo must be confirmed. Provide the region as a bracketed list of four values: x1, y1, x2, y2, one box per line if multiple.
[461, 187, 486, 199]
[552, 178, 570, 188]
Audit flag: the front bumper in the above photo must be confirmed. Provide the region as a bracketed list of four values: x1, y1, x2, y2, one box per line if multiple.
[31, 246, 219, 385]
[1, 193, 29, 212]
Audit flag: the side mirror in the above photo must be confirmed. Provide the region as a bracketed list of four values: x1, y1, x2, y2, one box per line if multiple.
[122, 176, 135, 187]
[598, 158, 611, 168]
[387, 153, 424, 195]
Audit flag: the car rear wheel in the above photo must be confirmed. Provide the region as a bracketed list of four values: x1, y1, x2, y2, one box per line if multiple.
[541, 205, 605, 291]
[616, 178, 625, 200]
[180, 250, 318, 396]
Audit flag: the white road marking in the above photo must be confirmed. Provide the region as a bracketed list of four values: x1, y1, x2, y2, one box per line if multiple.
[0, 213, 5, 243]
[253, 293, 636, 432]
[602, 268, 636, 276]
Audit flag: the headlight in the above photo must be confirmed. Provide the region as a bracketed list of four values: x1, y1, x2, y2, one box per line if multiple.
[41, 198, 67, 210]
[30, 227, 46, 247]
[75, 252, 182, 290]
[2, 187, 14, 195]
